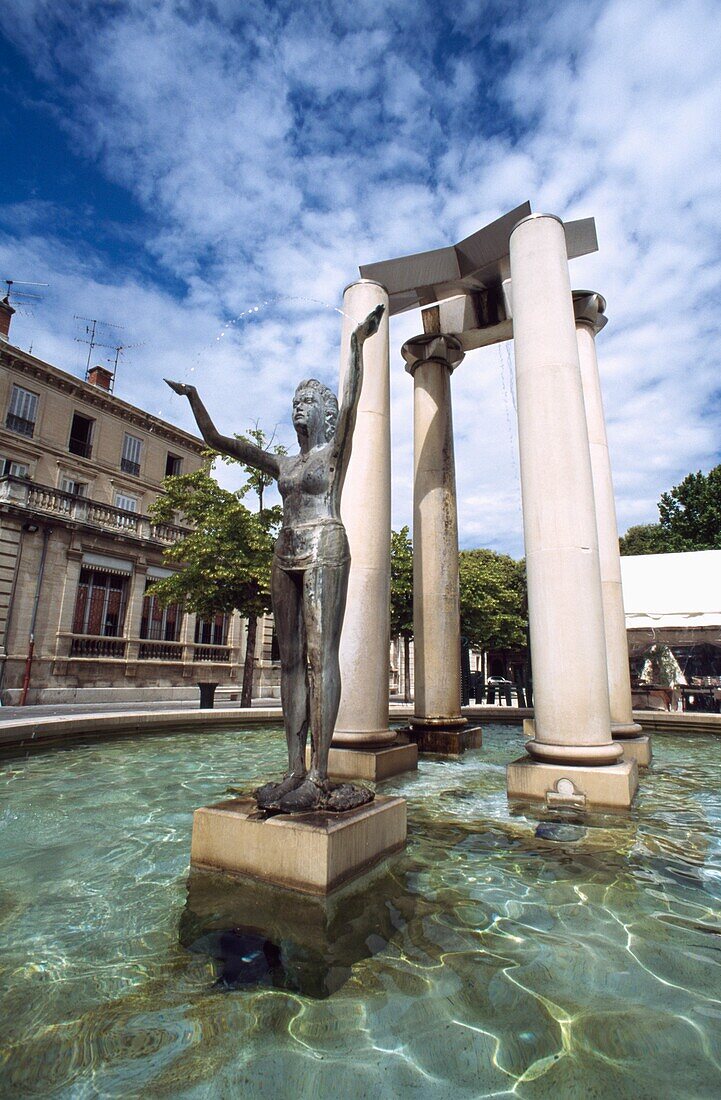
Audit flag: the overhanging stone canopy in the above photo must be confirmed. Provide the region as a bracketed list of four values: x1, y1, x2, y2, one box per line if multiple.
[359, 201, 599, 350]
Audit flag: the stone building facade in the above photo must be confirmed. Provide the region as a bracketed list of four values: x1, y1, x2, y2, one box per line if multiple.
[0, 303, 279, 704]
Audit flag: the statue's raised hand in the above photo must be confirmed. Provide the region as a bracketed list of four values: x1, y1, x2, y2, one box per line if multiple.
[353, 304, 385, 344]
[165, 378, 196, 398]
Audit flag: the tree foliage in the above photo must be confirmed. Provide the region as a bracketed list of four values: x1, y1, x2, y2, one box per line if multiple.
[618, 523, 671, 556]
[236, 423, 287, 511]
[390, 526, 414, 702]
[148, 463, 280, 621]
[658, 464, 721, 550]
[459, 549, 527, 650]
[390, 526, 413, 639]
[620, 463, 721, 555]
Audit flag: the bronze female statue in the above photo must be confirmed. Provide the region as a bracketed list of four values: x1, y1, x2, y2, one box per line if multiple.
[166, 304, 384, 813]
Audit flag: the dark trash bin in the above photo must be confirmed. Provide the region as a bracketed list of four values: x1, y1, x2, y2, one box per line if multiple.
[198, 682, 219, 709]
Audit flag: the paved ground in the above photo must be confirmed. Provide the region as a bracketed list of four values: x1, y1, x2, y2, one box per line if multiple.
[0, 696, 284, 721]
[0, 695, 520, 723]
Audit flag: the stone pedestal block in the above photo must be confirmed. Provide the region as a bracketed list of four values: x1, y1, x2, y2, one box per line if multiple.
[618, 735, 652, 767]
[402, 723, 482, 755]
[308, 741, 418, 782]
[507, 757, 638, 809]
[190, 795, 406, 895]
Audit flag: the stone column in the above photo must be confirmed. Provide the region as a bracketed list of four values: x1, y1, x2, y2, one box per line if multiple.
[334, 279, 396, 746]
[401, 333, 467, 746]
[508, 214, 623, 774]
[574, 291, 647, 761]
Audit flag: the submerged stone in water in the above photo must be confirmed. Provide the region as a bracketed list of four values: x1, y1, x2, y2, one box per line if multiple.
[535, 822, 587, 842]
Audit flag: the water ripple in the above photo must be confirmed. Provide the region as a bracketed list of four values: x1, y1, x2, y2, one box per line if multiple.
[2, 725, 721, 1097]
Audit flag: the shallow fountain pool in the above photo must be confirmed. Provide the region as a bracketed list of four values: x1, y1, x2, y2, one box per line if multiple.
[2, 724, 721, 1098]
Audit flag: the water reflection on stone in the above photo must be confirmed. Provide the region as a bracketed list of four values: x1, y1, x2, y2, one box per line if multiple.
[180, 866, 413, 999]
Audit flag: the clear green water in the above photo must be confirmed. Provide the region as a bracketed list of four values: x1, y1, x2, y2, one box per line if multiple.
[2, 725, 721, 1098]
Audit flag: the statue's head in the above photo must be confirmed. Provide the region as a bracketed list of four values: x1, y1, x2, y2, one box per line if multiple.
[293, 379, 338, 442]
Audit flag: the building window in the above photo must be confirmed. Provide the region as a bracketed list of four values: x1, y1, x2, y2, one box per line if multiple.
[140, 584, 181, 641]
[121, 433, 143, 477]
[194, 612, 229, 646]
[6, 385, 38, 437]
[72, 569, 129, 637]
[68, 413, 94, 458]
[114, 491, 138, 513]
[165, 452, 183, 477]
[1, 458, 30, 478]
[61, 477, 87, 497]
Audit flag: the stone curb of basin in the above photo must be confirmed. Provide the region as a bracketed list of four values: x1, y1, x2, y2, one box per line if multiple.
[0, 705, 718, 754]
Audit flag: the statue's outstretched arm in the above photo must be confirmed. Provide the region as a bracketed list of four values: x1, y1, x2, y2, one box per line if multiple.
[164, 380, 281, 479]
[333, 304, 385, 466]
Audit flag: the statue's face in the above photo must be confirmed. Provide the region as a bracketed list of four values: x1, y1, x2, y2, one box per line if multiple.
[292, 388, 324, 437]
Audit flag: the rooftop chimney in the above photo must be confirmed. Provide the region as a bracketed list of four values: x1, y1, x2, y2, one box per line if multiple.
[0, 296, 15, 342]
[87, 365, 114, 391]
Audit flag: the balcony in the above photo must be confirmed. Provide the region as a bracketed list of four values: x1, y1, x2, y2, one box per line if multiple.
[5, 413, 35, 437]
[0, 476, 189, 545]
[193, 644, 232, 663]
[120, 457, 141, 477]
[70, 635, 126, 659]
[138, 640, 184, 661]
[60, 634, 232, 666]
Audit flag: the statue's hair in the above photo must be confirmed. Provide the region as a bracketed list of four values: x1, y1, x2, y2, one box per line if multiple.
[295, 379, 338, 442]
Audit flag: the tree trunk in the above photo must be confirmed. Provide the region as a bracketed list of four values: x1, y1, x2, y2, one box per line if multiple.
[241, 615, 258, 708]
[404, 633, 411, 703]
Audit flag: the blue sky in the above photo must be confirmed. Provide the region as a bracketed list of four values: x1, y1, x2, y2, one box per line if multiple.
[1, 0, 720, 556]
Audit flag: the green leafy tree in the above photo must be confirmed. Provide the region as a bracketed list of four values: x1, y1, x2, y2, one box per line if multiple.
[232, 426, 287, 700]
[149, 460, 281, 707]
[390, 526, 414, 701]
[620, 463, 721, 555]
[619, 523, 672, 556]
[458, 549, 527, 650]
[658, 464, 721, 550]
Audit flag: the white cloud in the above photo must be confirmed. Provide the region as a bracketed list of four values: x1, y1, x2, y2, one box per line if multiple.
[2, 0, 720, 556]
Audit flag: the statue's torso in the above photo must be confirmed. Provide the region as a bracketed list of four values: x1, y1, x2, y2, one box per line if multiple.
[274, 446, 348, 571]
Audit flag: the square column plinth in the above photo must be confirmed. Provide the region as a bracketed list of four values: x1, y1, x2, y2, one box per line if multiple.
[402, 724, 483, 754]
[190, 796, 407, 896]
[507, 758, 638, 809]
[308, 741, 418, 782]
[618, 736, 652, 768]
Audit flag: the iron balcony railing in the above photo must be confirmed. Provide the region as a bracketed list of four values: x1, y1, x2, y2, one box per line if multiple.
[120, 457, 141, 477]
[63, 634, 232, 665]
[70, 635, 126, 659]
[5, 412, 35, 437]
[138, 640, 184, 661]
[68, 436, 92, 458]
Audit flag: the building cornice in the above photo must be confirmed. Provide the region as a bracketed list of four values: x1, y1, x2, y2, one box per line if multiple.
[0, 342, 206, 454]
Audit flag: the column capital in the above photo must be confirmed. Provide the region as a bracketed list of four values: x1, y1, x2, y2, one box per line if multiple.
[401, 333, 464, 376]
[573, 290, 608, 335]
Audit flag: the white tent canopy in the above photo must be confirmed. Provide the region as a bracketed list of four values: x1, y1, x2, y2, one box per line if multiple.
[621, 550, 721, 630]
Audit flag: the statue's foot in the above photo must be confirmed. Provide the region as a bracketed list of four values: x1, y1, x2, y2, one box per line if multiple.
[254, 773, 305, 809]
[278, 777, 326, 814]
[324, 782, 374, 812]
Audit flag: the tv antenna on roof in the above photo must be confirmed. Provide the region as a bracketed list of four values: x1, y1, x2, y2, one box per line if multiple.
[102, 341, 144, 393]
[73, 314, 124, 377]
[3, 279, 49, 318]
